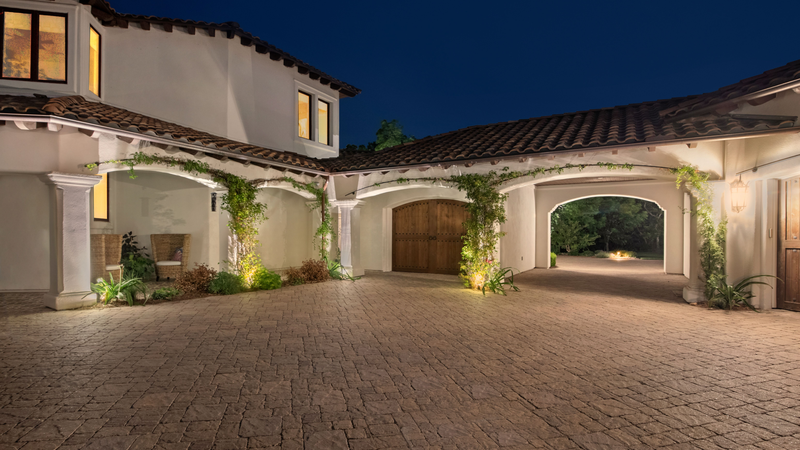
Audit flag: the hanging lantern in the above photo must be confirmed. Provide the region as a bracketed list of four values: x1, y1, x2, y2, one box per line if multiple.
[730, 175, 748, 213]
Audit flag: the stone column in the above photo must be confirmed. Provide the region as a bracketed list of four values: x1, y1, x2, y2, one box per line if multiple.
[336, 200, 364, 277]
[683, 194, 705, 303]
[41, 172, 103, 310]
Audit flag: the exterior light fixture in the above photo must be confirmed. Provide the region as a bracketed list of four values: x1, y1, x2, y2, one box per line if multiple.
[730, 175, 748, 213]
[211, 192, 217, 212]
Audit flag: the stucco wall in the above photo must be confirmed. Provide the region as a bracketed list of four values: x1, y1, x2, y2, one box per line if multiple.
[102, 25, 341, 158]
[500, 184, 536, 272]
[534, 181, 685, 274]
[357, 187, 467, 271]
[112, 171, 213, 269]
[255, 189, 312, 270]
[0, 174, 51, 291]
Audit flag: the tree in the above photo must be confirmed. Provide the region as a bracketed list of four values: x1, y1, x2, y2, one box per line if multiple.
[592, 197, 647, 251]
[551, 201, 600, 254]
[344, 119, 415, 152]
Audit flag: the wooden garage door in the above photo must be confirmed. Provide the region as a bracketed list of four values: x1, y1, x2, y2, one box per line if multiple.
[778, 176, 800, 311]
[392, 200, 469, 274]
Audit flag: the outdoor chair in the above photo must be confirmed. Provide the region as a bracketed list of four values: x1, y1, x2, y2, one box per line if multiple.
[90, 234, 123, 282]
[150, 234, 191, 280]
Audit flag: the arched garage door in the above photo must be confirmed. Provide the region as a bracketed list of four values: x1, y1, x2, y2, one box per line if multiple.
[392, 200, 469, 274]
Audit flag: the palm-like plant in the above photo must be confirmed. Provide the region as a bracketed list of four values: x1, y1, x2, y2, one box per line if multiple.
[710, 275, 778, 311]
[482, 267, 521, 296]
[86, 274, 143, 305]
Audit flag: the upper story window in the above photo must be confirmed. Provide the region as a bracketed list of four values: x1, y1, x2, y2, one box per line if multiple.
[318, 100, 329, 145]
[298, 91, 311, 139]
[89, 26, 100, 95]
[297, 90, 333, 146]
[1, 9, 67, 82]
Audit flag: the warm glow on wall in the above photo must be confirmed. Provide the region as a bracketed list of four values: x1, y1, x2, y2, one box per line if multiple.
[298, 92, 310, 139]
[89, 27, 101, 95]
[730, 175, 748, 213]
[93, 173, 108, 221]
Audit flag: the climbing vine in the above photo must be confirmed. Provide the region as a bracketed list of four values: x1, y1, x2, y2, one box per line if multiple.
[672, 166, 726, 299]
[280, 177, 334, 261]
[87, 153, 268, 282]
[350, 162, 717, 293]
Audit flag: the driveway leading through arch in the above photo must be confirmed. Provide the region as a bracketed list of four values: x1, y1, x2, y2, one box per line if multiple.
[2, 263, 800, 449]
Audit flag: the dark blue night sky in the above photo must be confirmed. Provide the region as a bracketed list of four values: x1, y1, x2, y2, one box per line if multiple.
[109, 0, 800, 148]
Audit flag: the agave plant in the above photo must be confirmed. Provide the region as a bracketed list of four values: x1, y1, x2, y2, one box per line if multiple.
[709, 275, 778, 311]
[86, 274, 143, 305]
[482, 267, 521, 296]
[327, 258, 359, 281]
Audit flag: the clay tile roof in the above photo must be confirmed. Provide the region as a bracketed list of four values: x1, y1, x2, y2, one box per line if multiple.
[660, 59, 800, 120]
[324, 95, 798, 172]
[78, 0, 360, 98]
[0, 94, 327, 172]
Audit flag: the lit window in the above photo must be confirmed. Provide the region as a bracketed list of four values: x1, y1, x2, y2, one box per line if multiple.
[298, 91, 311, 139]
[93, 173, 108, 221]
[2, 9, 67, 82]
[318, 100, 329, 145]
[89, 26, 100, 95]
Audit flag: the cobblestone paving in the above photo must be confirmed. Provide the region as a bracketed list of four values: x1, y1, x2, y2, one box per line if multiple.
[2, 257, 800, 449]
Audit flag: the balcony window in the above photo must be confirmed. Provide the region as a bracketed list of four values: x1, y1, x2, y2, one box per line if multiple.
[318, 100, 329, 145]
[89, 26, 100, 95]
[1, 9, 67, 82]
[298, 91, 311, 139]
[93, 173, 109, 221]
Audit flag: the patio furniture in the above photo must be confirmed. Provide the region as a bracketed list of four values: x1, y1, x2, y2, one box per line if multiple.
[90, 234, 123, 282]
[151, 234, 191, 280]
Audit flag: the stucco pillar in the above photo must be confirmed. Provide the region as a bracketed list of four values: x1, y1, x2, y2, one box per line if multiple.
[41, 172, 103, 310]
[336, 200, 364, 277]
[683, 195, 705, 303]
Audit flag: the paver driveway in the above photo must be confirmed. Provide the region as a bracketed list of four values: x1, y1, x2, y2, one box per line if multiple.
[2, 257, 800, 450]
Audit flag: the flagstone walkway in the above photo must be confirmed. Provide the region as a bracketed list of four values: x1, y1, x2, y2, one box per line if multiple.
[2, 257, 800, 449]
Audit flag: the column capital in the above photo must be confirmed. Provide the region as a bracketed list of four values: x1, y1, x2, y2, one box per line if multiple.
[333, 200, 365, 211]
[41, 172, 103, 188]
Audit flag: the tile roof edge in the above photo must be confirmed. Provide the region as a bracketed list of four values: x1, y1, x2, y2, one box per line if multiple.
[79, 0, 360, 97]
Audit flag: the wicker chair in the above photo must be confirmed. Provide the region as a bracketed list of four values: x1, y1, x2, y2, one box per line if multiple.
[150, 234, 191, 280]
[90, 234, 123, 282]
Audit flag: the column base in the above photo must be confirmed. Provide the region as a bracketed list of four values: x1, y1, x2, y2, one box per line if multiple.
[44, 291, 97, 311]
[343, 266, 365, 277]
[682, 285, 705, 304]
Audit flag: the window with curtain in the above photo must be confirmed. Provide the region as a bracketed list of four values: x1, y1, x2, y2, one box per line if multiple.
[89, 26, 100, 95]
[2, 9, 67, 82]
[318, 100, 329, 145]
[93, 173, 108, 221]
[298, 91, 311, 139]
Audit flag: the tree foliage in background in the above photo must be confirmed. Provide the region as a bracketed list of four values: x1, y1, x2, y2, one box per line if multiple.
[344, 119, 415, 152]
[551, 198, 655, 254]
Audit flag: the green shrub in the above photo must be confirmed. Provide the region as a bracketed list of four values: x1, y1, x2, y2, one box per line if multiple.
[151, 287, 181, 300]
[709, 275, 776, 311]
[595, 251, 611, 258]
[580, 250, 595, 257]
[550, 252, 557, 267]
[252, 266, 281, 291]
[208, 271, 244, 295]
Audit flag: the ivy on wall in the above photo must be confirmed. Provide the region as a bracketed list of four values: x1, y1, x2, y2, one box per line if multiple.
[87, 154, 720, 297]
[671, 166, 726, 299]
[85, 153, 335, 283]
[351, 162, 718, 293]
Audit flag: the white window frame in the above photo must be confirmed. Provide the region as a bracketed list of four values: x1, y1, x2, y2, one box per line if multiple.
[293, 80, 337, 151]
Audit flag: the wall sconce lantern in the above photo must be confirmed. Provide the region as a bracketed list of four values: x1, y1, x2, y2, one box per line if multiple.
[730, 175, 748, 213]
